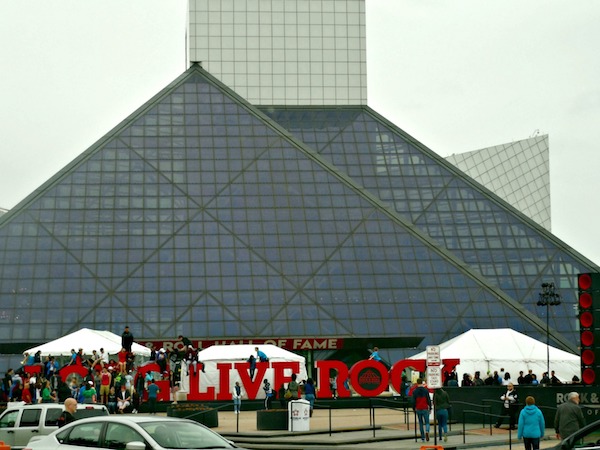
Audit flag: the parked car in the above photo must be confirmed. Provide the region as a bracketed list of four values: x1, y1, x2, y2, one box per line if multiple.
[24, 415, 245, 450]
[0, 402, 109, 449]
[549, 418, 600, 449]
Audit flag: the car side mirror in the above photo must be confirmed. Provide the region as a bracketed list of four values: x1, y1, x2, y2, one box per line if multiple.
[125, 441, 146, 450]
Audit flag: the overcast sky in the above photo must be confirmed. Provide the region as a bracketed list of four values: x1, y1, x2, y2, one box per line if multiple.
[1, 1, 600, 265]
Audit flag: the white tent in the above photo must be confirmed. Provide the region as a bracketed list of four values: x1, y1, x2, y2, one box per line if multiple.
[181, 344, 307, 397]
[409, 328, 580, 384]
[24, 328, 151, 358]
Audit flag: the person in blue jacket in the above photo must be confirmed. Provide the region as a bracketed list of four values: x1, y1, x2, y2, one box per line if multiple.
[517, 395, 545, 450]
[255, 347, 268, 362]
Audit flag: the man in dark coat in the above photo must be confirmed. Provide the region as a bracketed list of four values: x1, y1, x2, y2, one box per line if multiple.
[555, 392, 585, 440]
[121, 326, 134, 353]
[57, 398, 77, 427]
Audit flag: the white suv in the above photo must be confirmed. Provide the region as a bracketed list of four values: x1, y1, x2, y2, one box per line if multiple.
[0, 403, 109, 449]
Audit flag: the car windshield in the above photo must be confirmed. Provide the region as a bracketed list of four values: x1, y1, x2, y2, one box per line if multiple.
[139, 421, 233, 449]
[569, 423, 600, 449]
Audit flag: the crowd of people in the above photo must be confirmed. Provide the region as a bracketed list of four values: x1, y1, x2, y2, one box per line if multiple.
[2, 326, 169, 414]
[404, 375, 586, 450]
[443, 367, 579, 387]
[5, 337, 590, 449]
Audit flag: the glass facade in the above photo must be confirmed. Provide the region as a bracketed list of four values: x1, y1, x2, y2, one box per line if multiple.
[0, 65, 597, 369]
[188, 0, 367, 105]
[260, 107, 596, 353]
[446, 136, 551, 231]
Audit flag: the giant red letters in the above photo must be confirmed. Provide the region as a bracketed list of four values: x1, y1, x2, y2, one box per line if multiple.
[186, 360, 300, 400]
[181, 358, 459, 401]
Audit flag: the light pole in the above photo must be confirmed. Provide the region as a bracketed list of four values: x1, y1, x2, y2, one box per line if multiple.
[537, 282, 562, 380]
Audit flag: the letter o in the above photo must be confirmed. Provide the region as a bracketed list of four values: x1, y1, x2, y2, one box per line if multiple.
[349, 360, 389, 397]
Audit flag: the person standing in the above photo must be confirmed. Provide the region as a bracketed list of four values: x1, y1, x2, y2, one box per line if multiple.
[107, 386, 117, 414]
[434, 387, 451, 442]
[100, 348, 109, 368]
[45, 356, 59, 379]
[247, 354, 256, 381]
[495, 382, 518, 430]
[412, 378, 432, 442]
[2, 369, 13, 400]
[232, 381, 242, 414]
[57, 398, 78, 427]
[11, 381, 23, 402]
[146, 379, 160, 414]
[22, 381, 32, 404]
[555, 392, 585, 440]
[518, 396, 545, 450]
[540, 372, 551, 385]
[82, 380, 96, 404]
[287, 373, 299, 401]
[262, 379, 273, 410]
[304, 378, 316, 416]
[121, 326, 134, 353]
[41, 379, 56, 403]
[550, 371, 562, 385]
[461, 373, 473, 386]
[472, 371, 484, 386]
[329, 373, 338, 399]
[170, 366, 181, 404]
[278, 384, 287, 408]
[99, 367, 111, 404]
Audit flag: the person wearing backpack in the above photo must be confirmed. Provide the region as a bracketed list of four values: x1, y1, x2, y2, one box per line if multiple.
[412, 378, 432, 442]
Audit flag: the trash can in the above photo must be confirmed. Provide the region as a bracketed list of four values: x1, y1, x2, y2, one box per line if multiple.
[288, 399, 311, 431]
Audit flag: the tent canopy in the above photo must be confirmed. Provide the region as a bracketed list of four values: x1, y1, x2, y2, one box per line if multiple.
[184, 344, 308, 397]
[409, 328, 580, 383]
[24, 328, 151, 357]
[197, 344, 305, 364]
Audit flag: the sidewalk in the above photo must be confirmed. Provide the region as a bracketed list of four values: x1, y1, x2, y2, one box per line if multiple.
[206, 408, 560, 449]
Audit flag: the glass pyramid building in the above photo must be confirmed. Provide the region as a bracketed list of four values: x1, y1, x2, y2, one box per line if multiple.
[0, 64, 597, 367]
[446, 135, 551, 231]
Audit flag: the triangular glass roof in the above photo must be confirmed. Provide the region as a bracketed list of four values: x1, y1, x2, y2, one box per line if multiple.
[0, 65, 595, 355]
[261, 106, 600, 351]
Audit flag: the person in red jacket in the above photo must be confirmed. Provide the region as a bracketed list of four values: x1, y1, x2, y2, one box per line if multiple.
[412, 378, 432, 442]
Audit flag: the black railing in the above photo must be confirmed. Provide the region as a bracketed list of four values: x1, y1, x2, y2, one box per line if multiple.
[368, 398, 411, 438]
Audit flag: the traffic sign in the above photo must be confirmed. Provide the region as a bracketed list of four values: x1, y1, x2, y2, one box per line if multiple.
[426, 366, 442, 389]
[426, 345, 441, 366]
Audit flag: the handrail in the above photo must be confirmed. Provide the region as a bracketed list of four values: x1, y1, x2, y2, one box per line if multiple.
[181, 402, 230, 421]
[453, 400, 492, 428]
[368, 397, 412, 438]
[462, 409, 516, 449]
[310, 402, 334, 436]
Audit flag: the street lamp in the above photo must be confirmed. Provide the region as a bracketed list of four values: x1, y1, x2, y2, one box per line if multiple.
[536, 282, 562, 380]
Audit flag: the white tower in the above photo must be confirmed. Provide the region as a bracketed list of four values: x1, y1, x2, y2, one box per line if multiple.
[187, 0, 367, 105]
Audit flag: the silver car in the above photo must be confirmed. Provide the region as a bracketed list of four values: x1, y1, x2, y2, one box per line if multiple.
[24, 415, 245, 450]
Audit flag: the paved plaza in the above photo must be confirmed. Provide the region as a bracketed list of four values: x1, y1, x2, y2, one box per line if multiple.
[190, 407, 561, 449]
